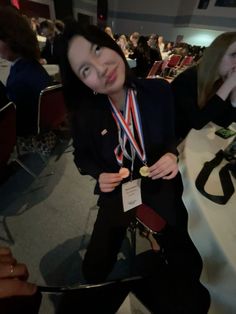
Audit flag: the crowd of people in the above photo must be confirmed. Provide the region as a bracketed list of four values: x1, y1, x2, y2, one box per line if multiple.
[104, 28, 205, 78]
[1, 4, 236, 313]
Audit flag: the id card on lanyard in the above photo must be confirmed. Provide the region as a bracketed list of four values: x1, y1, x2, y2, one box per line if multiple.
[109, 89, 146, 211]
[122, 178, 142, 212]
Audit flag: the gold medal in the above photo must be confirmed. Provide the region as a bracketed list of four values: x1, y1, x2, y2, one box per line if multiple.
[139, 165, 149, 177]
[119, 167, 130, 179]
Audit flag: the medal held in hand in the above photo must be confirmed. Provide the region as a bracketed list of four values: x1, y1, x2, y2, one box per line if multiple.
[139, 165, 149, 177]
[119, 167, 130, 178]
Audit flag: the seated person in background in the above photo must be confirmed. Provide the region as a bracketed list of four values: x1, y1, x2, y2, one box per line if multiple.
[147, 33, 162, 62]
[116, 34, 130, 57]
[29, 17, 41, 35]
[40, 19, 63, 65]
[104, 26, 115, 40]
[54, 19, 65, 35]
[171, 31, 236, 142]
[0, 7, 52, 137]
[158, 35, 165, 58]
[129, 31, 140, 53]
[27, 16, 47, 51]
[130, 35, 154, 78]
[161, 41, 175, 60]
[172, 42, 189, 58]
[0, 246, 41, 314]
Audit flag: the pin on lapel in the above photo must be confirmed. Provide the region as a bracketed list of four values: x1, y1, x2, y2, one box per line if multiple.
[101, 129, 108, 136]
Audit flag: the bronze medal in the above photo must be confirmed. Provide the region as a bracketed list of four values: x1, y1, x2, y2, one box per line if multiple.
[119, 167, 130, 179]
[139, 165, 149, 177]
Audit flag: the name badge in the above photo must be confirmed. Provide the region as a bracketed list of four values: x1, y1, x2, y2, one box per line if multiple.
[122, 179, 142, 212]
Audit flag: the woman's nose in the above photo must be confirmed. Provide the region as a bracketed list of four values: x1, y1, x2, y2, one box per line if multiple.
[94, 61, 107, 77]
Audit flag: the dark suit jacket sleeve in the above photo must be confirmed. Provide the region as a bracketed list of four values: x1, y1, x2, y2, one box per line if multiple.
[72, 110, 104, 180]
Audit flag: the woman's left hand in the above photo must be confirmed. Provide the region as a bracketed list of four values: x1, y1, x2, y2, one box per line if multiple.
[0, 247, 37, 298]
[148, 153, 178, 180]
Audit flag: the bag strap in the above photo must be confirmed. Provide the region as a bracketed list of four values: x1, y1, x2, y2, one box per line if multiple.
[195, 150, 235, 204]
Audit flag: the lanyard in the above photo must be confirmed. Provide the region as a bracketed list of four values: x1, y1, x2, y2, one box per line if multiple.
[109, 89, 147, 169]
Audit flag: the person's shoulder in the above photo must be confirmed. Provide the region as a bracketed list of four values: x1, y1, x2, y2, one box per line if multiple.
[10, 59, 51, 86]
[135, 77, 171, 94]
[172, 65, 197, 83]
[135, 77, 169, 87]
[14, 58, 42, 70]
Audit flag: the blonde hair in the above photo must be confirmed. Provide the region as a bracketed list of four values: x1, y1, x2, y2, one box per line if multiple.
[197, 32, 236, 108]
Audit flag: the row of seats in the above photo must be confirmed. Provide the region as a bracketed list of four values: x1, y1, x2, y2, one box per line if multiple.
[146, 55, 194, 79]
[0, 84, 67, 182]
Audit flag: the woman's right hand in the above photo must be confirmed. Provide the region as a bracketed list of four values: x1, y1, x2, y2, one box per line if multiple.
[217, 68, 236, 100]
[0, 247, 37, 298]
[98, 172, 123, 192]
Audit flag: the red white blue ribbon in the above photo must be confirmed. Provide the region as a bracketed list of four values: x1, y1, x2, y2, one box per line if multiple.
[109, 89, 147, 167]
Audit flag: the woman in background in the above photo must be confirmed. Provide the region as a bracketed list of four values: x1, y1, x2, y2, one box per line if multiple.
[0, 7, 52, 137]
[104, 26, 115, 40]
[171, 32, 236, 141]
[116, 34, 129, 57]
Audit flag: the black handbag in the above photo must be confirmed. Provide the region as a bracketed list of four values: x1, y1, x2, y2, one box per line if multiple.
[195, 137, 236, 204]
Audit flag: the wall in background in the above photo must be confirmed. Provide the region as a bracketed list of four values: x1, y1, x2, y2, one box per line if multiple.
[53, 0, 73, 21]
[73, 0, 96, 25]
[73, 0, 236, 46]
[0, 0, 55, 19]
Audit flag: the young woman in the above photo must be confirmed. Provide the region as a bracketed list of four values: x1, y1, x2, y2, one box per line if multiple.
[171, 32, 236, 141]
[60, 21, 210, 313]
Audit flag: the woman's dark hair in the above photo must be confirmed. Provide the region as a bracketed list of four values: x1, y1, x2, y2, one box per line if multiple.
[60, 20, 133, 111]
[0, 6, 40, 60]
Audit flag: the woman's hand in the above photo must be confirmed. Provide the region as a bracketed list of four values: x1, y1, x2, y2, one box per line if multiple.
[230, 86, 236, 106]
[217, 68, 236, 100]
[0, 247, 37, 298]
[148, 153, 178, 180]
[99, 172, 123, 192]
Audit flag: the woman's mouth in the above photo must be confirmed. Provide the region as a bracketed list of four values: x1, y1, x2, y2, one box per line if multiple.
[106, 68, 117, 85]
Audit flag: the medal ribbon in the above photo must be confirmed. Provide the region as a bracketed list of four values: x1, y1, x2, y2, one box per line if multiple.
[109, 89, 147, 166]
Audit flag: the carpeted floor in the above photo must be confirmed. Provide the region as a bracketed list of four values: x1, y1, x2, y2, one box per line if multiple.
[0, 139, 150, 313]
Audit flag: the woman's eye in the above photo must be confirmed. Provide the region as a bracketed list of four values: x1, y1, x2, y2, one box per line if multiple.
[95, 45, 101, 54]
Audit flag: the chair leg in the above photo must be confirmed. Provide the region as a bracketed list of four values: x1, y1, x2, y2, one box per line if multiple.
[0, 217, 15, 244]
[14, 158, 37, 179]
[128, 221, 137, 275]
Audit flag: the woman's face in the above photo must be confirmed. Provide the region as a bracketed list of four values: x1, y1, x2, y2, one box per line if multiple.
[218, 41, 236, 78]
[68, 35, 126, 98]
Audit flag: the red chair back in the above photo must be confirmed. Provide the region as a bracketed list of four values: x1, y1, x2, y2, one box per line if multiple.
[0, 102, 16, 179]
[167, 54, 182, 67]
[37, 84, 67, 134]
[179, 55, 194, 67]
[147, 60, 163, 78]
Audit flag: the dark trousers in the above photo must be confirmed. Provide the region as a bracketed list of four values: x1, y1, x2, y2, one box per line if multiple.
[83, 194, 203, 279]
[82, 194, 135, 283]
[82, 195, 210, 313]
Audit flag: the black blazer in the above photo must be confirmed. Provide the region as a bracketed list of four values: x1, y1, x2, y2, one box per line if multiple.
[41, 34, 63, 65]
[71, 78, 184, 225]
[6, 58, 52, 136]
